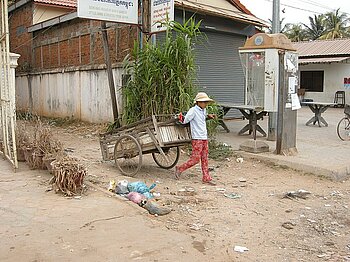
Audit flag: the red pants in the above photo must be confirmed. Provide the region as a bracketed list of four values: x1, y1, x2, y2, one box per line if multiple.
[177, 139, 212, 182]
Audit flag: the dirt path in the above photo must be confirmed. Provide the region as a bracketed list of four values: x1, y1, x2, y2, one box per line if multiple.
[1, 121, 350, 261]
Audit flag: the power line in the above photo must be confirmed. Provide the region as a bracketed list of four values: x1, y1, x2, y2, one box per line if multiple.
[262, 0, 323, 16]
[286, 0, 350, 16]
[280, 2, 323, 15]
[261, 0, 350, 21]
[289, 0, 335, 12]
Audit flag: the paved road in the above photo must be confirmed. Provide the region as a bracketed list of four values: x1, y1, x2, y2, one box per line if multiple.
[217, 106, 350, 180]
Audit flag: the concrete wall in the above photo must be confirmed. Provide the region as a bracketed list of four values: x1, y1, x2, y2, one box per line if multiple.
[301, 62, 350, 104]
[16, 66, 124, 123]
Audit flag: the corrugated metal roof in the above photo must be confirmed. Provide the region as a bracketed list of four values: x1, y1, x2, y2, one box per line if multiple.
[30, 0, 267, 27]
[293, 38, 350, 57]
[34, 0, 76, 8]
[175, 0, 268, 27]
[299, 56, 350, 64]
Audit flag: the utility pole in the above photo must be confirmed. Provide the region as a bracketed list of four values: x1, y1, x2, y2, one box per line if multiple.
[268, 0, 280, 141]
[101, 22, 119, 125]
[272, 0, 281, 34]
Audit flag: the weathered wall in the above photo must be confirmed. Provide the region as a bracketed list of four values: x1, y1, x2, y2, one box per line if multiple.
[33, 4, 72, 24]
[301, 62, 350, 104]
[31, 20, 137, 71]
[16, 66, 124, 123]
[9, 3, 33, 71]
[9, 3, 138, 73]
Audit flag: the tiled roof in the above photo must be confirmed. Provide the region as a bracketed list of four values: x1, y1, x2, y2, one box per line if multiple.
[293, 38, 350, 57]
[34, 0, 77, 8]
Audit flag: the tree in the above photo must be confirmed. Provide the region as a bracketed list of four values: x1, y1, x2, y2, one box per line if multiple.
[266, 18, 288, 33]
[303, 14, 326, 40]
[320, 8, 349, 39]
[284, 23, 307, 42]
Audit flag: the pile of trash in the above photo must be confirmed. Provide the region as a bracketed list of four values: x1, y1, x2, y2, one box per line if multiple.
[108, 180, 171, 216]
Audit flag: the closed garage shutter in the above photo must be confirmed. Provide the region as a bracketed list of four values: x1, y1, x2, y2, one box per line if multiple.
[195, 31, 246, 118]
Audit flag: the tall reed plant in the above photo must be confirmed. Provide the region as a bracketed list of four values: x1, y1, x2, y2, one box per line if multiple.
[122, 18, 202, 124]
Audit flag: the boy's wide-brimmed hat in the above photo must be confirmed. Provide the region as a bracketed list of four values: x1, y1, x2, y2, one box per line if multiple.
[194, 92, 214, 102]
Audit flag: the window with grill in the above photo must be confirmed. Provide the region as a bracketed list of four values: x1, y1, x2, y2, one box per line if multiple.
[300, 71, 324, 92]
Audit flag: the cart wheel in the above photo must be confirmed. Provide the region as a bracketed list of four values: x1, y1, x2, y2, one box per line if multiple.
[114, 134, 142, 176]
[152, 146, 180, 169]
[337, 117, 350, 141]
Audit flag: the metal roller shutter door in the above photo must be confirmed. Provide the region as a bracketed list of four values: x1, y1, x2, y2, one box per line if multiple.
[195, 31, 246, 118]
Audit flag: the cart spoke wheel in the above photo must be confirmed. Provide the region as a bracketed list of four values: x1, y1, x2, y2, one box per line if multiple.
[114, 134, 142, 176]
[337, 117, 350, 141]
[152, 146, 180, 169]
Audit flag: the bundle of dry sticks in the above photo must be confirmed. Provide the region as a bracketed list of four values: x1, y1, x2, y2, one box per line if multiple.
[51, 156, 87, 196]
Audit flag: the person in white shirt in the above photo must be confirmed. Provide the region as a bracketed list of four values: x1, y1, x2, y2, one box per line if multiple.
[175, 92, 216, 185]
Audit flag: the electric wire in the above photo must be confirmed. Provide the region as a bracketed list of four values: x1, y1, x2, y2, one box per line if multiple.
[260, 0, 350, 17]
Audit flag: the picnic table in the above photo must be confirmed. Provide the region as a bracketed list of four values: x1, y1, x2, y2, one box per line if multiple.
[219, 103, 267, 140]
[302, 102, 335, 127]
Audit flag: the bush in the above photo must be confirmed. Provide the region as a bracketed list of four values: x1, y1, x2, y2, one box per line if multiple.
[122, 18, 202, 124]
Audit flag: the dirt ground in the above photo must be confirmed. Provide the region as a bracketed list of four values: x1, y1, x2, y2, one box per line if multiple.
[1, 120, 350, 261]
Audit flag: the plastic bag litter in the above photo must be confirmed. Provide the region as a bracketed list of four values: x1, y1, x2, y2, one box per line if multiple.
[108, 180, 116, 192]
[224, 193, 241, 199]
[143, 201, 171, 216]
[284, 189, 311, 199]
[127, 192, 146, 204]
[116, 180, 129, 195]
[234, 246, 249, 253]
[127, 181, 156, 195]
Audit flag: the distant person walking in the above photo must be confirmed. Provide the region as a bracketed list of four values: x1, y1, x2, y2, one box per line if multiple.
[175, 92, 216, 185]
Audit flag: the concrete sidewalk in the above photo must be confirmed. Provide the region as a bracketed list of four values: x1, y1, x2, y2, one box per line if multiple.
[217, 106, 350, 180]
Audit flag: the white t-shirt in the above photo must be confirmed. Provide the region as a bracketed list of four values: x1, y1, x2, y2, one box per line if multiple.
[183, 105, 207, 140]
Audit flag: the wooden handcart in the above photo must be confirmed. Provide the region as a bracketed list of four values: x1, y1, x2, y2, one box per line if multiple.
[99, 115, 191, 176]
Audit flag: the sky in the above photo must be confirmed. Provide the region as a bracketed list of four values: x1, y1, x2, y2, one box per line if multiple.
[239, 0, 350, 26]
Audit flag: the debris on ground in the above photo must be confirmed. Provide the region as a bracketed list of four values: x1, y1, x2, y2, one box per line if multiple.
[283, 189, 311, 199]
[234, 246, 249, 253]
[143, 201, 171, 216]
[127, 192, 146, 204]
[282, 221, 296, 230]
[188, 223, 205, 231]
[238, 177, 247, 182]
[236, 157, 244, 163]
[177, 187, 196, 196]
[127, 181, 157, 198]
[51, 156, 87, 196]
[111, 180, 170, 216]
[116, 180, 129, 195]
[108, 180, 116, 192]
[223, 193, 241, 199]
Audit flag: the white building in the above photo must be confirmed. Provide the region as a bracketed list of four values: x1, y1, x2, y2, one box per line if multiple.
[294, 38, 350, 107]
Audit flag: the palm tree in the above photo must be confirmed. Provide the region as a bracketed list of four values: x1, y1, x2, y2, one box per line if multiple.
[303, 14, 326, 40]
[266, 18, 288, 33]
[284, 23, 307, 42]
[320, 8, 349, 39]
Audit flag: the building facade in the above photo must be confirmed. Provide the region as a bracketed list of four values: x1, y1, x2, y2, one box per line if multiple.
[10, 0, 267, 122]
[294, 38, 350, 106]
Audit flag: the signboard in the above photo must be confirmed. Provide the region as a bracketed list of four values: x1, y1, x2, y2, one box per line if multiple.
[77, 0, 138, 24]
[151, 0, 174, 33]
